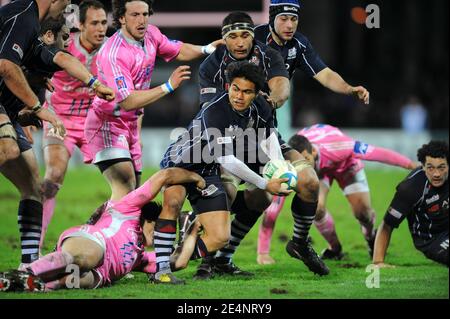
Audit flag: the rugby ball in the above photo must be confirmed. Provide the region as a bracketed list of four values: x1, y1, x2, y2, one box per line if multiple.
[262, 159, 298, 191]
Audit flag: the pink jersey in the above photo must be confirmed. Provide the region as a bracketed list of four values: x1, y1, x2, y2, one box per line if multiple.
[45, 33, 102, 118]
[92, 24, 183, 121]
[298, 124, 413, 176]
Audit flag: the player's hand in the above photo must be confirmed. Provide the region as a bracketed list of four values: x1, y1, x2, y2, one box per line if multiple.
[266, 178, 293, 196]
[408, 161, 421, 170]
[169, 66, 191, 90]
[195, 176, 206, 191]
[94, 84, 115, 101]
[17, 109, 43, 128]
[259, 91, 276, 109]
[36, 109, 66, 140]
[351, 86, 370, 105]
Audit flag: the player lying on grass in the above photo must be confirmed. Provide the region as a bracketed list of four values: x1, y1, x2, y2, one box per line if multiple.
[257, 124, 419, 265]
[0, 168, 205, 292]
[374, 141, 449, 267]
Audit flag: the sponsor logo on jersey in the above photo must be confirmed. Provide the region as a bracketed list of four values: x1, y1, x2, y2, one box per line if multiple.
[12, 44, 23, 59]
[288, 47, 297, 60]
[249, 55, 260, 66]
[354, 141, 369, 155]
[427, 204, 440, 214]
[200, 88, 217, 95]
[426, 194, 440, 205]
[201, 184, 219, 197]
[115, 76, 127, 90]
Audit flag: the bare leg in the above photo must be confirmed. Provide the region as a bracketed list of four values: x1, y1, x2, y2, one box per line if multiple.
[41, 144, 70, 249]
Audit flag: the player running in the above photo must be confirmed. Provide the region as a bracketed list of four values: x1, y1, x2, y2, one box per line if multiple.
[374, 141, 448, 267]
[257, 124, 418, 265]
[158, 61, 290, 284]
[0, 167, 205, 292]
[40, 0, 109, 250]
[197, 12, 327, 278]
[84, 0, 224, 206]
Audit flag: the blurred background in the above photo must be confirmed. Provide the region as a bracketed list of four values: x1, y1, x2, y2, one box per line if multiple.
[1, 0, 448, 167]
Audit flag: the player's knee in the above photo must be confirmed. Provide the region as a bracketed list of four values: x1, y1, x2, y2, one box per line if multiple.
[315, 206, 327, 221]
[0, 141, 20, 163]
[297, 171, 320, 201]
[42, 179, 61, 199]
[163, 196, 184, 216]
[45, 166, 66, 185]
[354, 207, 375, 222]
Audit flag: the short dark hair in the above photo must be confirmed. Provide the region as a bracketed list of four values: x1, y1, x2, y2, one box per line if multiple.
[79, 0, 105, 24]
[288, 134, 313, 154]
[112, 0, 154, 29]
[417, 141, 449, 165]
[226, 61, 265, 93]
[39, 16, 66, 37]
[222, 11, 254, 28]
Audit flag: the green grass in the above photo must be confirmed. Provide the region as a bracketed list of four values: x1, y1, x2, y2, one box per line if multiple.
[0, 167, 448, 299]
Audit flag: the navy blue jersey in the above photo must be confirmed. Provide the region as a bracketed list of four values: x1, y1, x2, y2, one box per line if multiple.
[0, 0, 40, 66]
[161, 93, 283, 177]
[199, 40, 288, 105]
[384, 168, 449, 247]
[0, 39, 63, 121]
[254, 24, 327, 79]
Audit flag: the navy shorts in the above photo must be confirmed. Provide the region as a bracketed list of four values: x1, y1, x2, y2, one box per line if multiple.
[185, 174, 230, 215]
[14, 122, 32, 153]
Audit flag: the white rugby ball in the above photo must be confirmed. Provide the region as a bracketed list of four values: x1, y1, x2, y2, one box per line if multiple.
[262, 159, 298, 191]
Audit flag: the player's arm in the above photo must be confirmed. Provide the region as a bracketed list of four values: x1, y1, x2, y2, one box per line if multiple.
[114, 168, 206, 213]
[176, 39, 225, 61]
[119, 65, 191, 111]
[217, 155, 291, 196]
[267, 76, 290, 109]
[373, 181, 417, 266]
[373, 221, 394, 267]
[265, 47, 290, 108]
[314, 67, 370, 105]
[52, 51, 114, 101]
[353, 141, 418, 169]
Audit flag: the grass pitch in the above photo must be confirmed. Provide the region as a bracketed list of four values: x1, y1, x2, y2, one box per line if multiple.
[0, 167, 448, 299]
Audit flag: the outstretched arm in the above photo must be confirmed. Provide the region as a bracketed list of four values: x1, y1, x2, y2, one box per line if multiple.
[53, 51, 114, 101]
[354, 143, 418, 169]
[314, 67, 370, 104]
[113, 168, 205, 212]
[176, 39, 225, 61]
